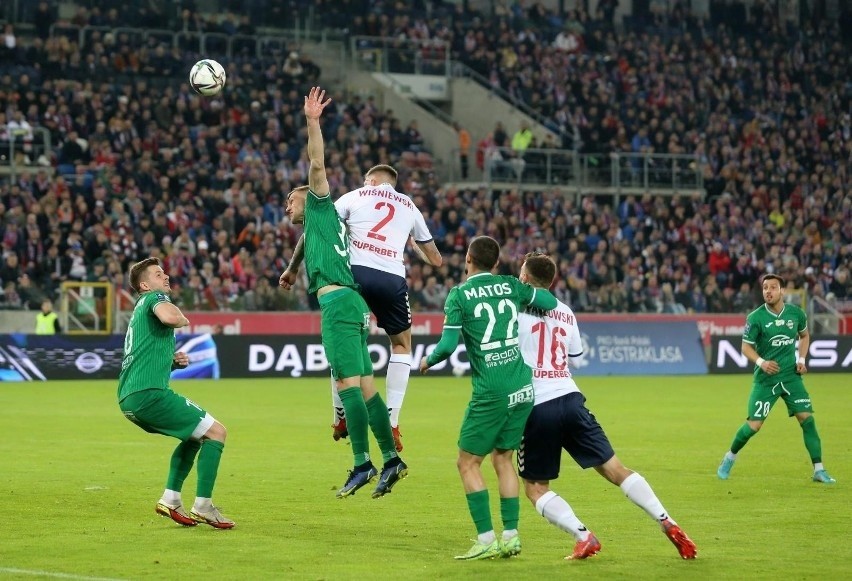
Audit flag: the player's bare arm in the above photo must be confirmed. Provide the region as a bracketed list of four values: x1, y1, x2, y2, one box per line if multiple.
[304, 86, 332, 196]
[741, 341, 779, 375]
[414, 239, 443, 266]
[279, 234, 305, 290]
[796, 328, 809, 375]
[153, 302, 190, 329]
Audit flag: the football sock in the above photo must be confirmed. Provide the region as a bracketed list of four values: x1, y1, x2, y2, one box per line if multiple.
[730, 423, 758, 454]
[536, 490, 590, 541]
[338, 386, 371, 465]
[365, 392, 398, 463]
[800, 416, 822, 463]
[725, 451, 737, 461]
[478, 530, 497, 545]
[161, 489, 181, 504]
[500, 496, 520, 531]
[194, 497, 212, 511]
[466, 489, 494, 535]
[813, 462, 824, 472]
[330, 374, 344, 423]
[502, 529, 518, 541]
[165, 439, 201, 494]
[386, 353, 411, 427]
[195, 439, 224, 499]
[620, 472, 673, 524]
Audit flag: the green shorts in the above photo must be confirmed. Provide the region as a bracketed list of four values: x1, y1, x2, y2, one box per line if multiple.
[119, 388, 214, 441]
[747, 376, 813, 420]
[458, 385, 535, 456]
[319, 287, 372, 381]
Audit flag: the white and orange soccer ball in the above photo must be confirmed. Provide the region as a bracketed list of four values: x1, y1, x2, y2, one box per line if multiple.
[189, 59, 226, 97]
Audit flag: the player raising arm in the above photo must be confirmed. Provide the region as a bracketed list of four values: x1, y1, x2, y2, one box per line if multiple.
[281, 163, 442, 452]
[283, 87, 407, 499]
[118, 257, 234, 529]
[716, 273, 835, 484]
[516, 252, 696, 560]
[419, 236, 557, 561]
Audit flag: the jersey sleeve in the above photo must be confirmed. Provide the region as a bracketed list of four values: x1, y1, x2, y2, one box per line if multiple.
[443, 287, 463, 329]
[411, 209, 433, 243]
[742, 312, 759, 344]
[308, 188, 332, 203]
[567, 314, 583, 357]
[797, 308, 808, 334]
[146, 292, 172, 317]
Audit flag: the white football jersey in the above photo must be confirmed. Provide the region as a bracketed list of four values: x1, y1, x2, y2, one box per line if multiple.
[334, 184, 433, 278]
[518, 299, 584, 405]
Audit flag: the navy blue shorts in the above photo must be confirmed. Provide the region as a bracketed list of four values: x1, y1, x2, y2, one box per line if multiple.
[351, 265, 411, 336]
[518, 392, 615, 481]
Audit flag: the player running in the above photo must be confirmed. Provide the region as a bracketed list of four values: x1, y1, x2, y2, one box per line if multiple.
[716, 273, 835, 484]
[281, 165, 442, 451]
[516, 252, 696, 560]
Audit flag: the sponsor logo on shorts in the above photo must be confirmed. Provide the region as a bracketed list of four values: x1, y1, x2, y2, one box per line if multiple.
[508, 385, 534, 408]
[793, 398, 811, 405]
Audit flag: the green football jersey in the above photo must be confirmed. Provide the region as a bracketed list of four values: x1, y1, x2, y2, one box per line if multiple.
[742, 302, 807, 384]
[443, 272, 538, 400]
[117, 291, 176, 401]
[304, 189, 357, 295]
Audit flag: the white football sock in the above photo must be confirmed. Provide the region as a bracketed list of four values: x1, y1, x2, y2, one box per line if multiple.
[330, 373, 344, 423]
[502, 528, 518, 541]
[813, 462, 824, 473]
[477, 530, 496, 544]
[620, 472, 673, 524]
[536, 490, 590, 541]
[193, 497, 212, 511]
[161, 489, 181, 504]
[386, 353, 411, 427]
[725, 451, 737, 460]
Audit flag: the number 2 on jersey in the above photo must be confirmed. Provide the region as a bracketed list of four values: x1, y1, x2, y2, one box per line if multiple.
[367, 202, 395, 242]
[531, 322, 568, 369]
[474, 299, 519, 350]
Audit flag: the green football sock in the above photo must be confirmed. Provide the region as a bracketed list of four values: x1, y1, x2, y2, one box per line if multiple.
[339, 387, 371, 466]
[166, 439, 201, 492]
[730, 423, 757, 454]
[500, 496, 520, 531]
[196, 440, 224, 498]
[800, 416, 822, 463]
[466, 490, 493, 535]
[365, 393, 398, 463]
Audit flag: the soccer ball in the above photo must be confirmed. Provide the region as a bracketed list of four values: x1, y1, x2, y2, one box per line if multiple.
[452, 365, 466, 377]
[189, 59, 226, 96]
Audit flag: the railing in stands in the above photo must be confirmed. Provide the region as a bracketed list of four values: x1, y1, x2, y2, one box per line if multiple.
[0, 125, 52, 178]
[349, 35, 452, 78]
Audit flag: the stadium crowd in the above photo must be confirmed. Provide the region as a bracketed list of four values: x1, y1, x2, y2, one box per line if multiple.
[0, 0, 849, 317]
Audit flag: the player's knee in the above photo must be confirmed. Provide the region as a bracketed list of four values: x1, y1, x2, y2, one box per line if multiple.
[748, 420, 764, 432]
[205, 421, 227, 442]
[523, 480, 548, 504]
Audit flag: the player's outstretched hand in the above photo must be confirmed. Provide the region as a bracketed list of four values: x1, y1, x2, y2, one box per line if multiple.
[279, 269, 298, 290]
[173, 351, 189, 369]
[419, 356, 430, 374]
[304, 86, 332, 120]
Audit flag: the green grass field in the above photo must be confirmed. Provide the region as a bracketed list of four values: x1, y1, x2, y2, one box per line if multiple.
[0, 374, 849, 580]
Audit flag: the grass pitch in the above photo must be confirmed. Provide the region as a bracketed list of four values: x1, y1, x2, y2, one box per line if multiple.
[0, 374, 849, 580]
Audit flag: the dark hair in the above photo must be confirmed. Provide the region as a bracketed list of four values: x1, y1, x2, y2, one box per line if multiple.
[523, 251, 557, 287]
[468, 236, 500, 271]
[129, 257, 161, 293]
[761, 273, 785, 287]
[365, 164, 398, 186]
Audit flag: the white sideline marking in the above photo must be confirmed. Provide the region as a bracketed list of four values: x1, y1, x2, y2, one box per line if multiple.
[0, 567, 124, 581]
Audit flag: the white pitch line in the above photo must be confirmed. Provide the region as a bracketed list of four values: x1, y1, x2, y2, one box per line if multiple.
[0, 567, 125, 581]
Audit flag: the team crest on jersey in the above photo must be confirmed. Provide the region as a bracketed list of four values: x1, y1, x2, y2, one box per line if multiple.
[786, 320, 794, 329]
[155, 293, 170, 302]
